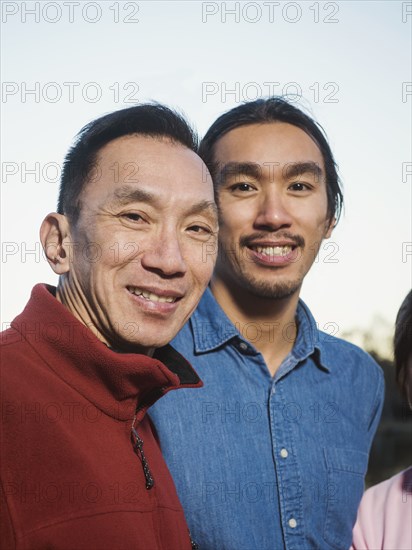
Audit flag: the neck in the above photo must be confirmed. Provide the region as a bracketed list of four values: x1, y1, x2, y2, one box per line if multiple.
[210, 275, 300, 376]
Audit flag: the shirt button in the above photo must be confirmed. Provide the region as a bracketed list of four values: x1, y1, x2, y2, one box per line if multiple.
[239, 342, 248, 351]
[280, 448, 289, 458]
[288, 518, 297, 529]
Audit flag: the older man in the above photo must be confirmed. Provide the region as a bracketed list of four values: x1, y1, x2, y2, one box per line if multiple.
[0, 104, 218, 549]
[150, 97, 385, 550]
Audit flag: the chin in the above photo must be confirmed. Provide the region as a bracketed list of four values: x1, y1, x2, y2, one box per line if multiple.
[241, 276, 302, 300]
[109, 309, 185, 349]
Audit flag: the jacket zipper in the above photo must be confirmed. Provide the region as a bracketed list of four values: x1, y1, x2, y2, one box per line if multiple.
[131, 415, 155, 489]
[131, 416, 198, 547]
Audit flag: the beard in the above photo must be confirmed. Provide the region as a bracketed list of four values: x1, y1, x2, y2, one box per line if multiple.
[234, 270, 302, 300]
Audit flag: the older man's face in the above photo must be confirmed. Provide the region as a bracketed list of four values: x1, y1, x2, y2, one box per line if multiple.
[65, 135, 217, 353]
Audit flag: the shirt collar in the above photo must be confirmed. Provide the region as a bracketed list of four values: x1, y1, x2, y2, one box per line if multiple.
[292, 299, 331, 372]
[191, 287, 240, 351]
[191, 287, 331, 373]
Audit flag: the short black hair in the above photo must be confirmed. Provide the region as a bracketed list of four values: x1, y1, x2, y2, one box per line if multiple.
[394, 290, 412, 400]
[58, 103, 198, 223]
[198, 96, 343, 224]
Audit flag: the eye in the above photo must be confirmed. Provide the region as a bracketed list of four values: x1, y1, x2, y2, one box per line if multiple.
[186, 223, 217, 242]
[121, 212, 144, 222]
[229, 183, 256, 192]
[288, 182, 312, 192]
[187, 224, 213, 234]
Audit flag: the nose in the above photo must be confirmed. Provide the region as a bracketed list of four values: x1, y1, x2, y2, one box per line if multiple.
[140, 229, 187, 278]
[254, 190, 293, 231]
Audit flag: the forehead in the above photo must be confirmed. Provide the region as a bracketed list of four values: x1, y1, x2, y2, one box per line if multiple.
[213, 122, 324, 168]
[97, 134, 201, 178]
[82, 134, 213, 205]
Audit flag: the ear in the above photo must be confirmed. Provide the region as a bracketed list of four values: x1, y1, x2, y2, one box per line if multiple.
[324, 216, 336, 239]
[40, 213, 72, 275]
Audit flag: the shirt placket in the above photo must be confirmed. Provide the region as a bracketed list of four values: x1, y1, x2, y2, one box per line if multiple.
[269, 359, 305, 550]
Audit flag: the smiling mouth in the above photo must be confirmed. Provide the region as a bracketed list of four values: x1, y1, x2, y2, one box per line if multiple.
[127, 286, 179, 303]
[252, 245, 293, 257]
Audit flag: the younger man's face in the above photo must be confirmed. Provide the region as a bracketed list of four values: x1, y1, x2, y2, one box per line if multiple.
[212, 122, 334, 301]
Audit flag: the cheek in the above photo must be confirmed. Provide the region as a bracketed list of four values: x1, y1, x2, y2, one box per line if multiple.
[107, 242, 141, 265]
[317, 216, 333, 240]
[180, 238, 216, 286]
[300, 208, 330, 236]
[221, 198, 249, 215]
[99, 228, 147, 266]
[219, 200, 258, 237]
[191, 248, 216, 284]
[71, 227, 106, 268]
[217, 211, 245, 241]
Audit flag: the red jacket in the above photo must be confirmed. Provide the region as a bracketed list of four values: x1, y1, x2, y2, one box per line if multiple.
[0, 284, 201, 550]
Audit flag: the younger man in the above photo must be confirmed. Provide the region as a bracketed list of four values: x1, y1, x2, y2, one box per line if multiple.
[150, 98, 384, 550]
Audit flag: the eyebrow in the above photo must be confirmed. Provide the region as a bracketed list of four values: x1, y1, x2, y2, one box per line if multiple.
[217, 162, 262, 183]
[109, 186, 157, 207]
[216, 160, 323, 185]
[108, 185, 218, 223]
[187, 200, 217, 218]
[283, 162, 323, 181]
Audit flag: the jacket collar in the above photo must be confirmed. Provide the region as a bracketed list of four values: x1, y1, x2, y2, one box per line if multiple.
[11, 284, 202, 421]
[190, 287, 331, 373]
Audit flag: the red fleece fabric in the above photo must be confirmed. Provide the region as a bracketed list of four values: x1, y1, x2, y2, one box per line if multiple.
[0, 284, 201, 550]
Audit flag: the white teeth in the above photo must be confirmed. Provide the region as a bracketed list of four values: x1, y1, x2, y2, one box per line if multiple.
[255, 245, 292, 257]
[128, 287, 176, 303]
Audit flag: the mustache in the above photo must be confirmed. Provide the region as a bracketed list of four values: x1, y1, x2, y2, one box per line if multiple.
[239, 232, 305, 249]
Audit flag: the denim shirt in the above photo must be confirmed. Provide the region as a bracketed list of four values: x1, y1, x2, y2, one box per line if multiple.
[150, 288, 384, 550]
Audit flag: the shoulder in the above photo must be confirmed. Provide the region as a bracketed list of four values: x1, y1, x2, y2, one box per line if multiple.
[316, 333, 384, 423]
[0, 326, 23, 348]
[298, 300, 382, 377]
[318, 330, 383, 376]
[0, 326, 38, 386]
[0, 327, 29, 365]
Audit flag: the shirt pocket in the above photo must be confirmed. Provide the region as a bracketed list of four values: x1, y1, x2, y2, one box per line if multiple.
[322, 446, 368, 550]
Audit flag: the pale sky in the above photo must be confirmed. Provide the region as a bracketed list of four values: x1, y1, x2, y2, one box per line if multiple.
[1, 1, 411, 355]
